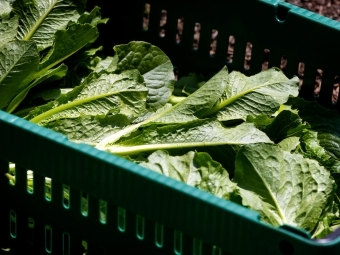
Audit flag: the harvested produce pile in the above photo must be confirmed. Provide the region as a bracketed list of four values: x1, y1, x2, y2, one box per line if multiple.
[2, 0, 340, 241]
[285, 0, 340, 21]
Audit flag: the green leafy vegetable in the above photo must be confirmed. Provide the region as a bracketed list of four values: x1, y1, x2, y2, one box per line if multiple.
[234, 143, 335, 232]
[173, 73, 205, 96]
[77, 6, 108, 25]
[287, 97, 340, 160]
[0, 0, 103, 112]
[140, 150, 237, 200]
[38, 23, 98, 73]
[13, 0, 86, 51]
[312, 202, 340, 238]
[10, 31, 338, 238]
[203, 68, 299, 121]
[112, 41, 175, 110]
[278, 137, 300, 152]
[6, 64, 68, 113]
[248, 110, 310, 142]
[45, 114, 130, 144]
[0, 1, 18, 47]
[0, 40, 39, 109]
[27, 70, 147, 124]
[95, 66, 229, 148]
[105, 120, 271, 156]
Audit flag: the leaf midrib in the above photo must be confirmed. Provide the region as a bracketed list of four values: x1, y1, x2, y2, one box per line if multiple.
[96, 71, 226, 147]
[23, 0, 58, 41]
[38, 24, 98, 75]
[249, 159, 287, 223]
[202, 79, 287, 117]
[106, 141, 246, 156]
[0, 41, 36, 87]
[30, 89, 140, 123]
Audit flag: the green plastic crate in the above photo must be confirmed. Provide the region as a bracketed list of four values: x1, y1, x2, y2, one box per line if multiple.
[2, 0, 340, 254]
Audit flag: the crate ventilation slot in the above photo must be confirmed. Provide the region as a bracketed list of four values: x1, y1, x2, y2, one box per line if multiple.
[176, 17, 184, 44]
[155, 222, 164, 248]
[45, 177, 52, 201]
[118, 207, 126, 232]
[227, 35, 235, 63]
[99, 200, 107, 224]
[193, 23, 201, 50]
[314, 69, 323, 99]
[298, 62, 305, 90]
[159, 10, 167, 37]
[210, 29, 218, 57]
[280, 55, 288, 71]
[63, 184, 70, 209]
[81, 192, 88, 216]
[244, 42, 252, 70]
[262, 49, 270, 71]
[142, 3, 150, 31]
[28, 217, 34, 245]
[45, 225, 52, 253]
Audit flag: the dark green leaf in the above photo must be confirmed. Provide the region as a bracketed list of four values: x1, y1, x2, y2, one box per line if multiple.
[234, 143, 335, 232]
[13, 0, 86, 51]
[140, 150, 238, 199]
[6, 64, 67, 113]
[0, 40, 39, 109]
[39, 23, 98, 74]
[114, 41, 175, 110]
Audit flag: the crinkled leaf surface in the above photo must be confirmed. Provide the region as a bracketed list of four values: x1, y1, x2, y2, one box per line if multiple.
[246, 114, 274, 130]
[105, 120, 271, 155]
[287, 97, 340, 160]
[247, 110, 309, 142]
[114, 41, 175, 110]
[6, 63, 68, 113]
[94, 56, 114, 73]
[262, 110, 309, 142]
[0, 40, 39, 109]
[313, 202, 340, 239]
[152, 67, 228, 124]
[196, 145, 240, 177]
[0, 0, 12, 17]
[0, 2, 18, 47]
[297, 131, 337, 170]
[13, 0, 85, 51]
[278, 137, 300, 152]
[140, 150, 237, 199]
[204, 68, 299, 121]
[39, 23, 98, 73]
[96, 67, 228, 147]
[45, 114, 130, 144]
[131, 103, 173, 124]
[234, 143, 335, 232]
[27, 70, 148, 124]
[295, 130, 340, 198]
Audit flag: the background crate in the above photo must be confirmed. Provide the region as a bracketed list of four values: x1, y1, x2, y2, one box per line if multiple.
[2, 0, 340, 254]
[93, 0, 340, 110]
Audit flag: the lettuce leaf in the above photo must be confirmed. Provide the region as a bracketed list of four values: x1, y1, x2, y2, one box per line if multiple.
[234, 143, 335, 232]
[105, 120, 271, 156]
[0, 0, 102, 112]
[27, 70, 148, 124]
[13, 0, 86, 51]
[140, 150, 238, 200]
[96, 67, 298, 148]
[204, 68, 299, 121]
[112, 41, 175, 111]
